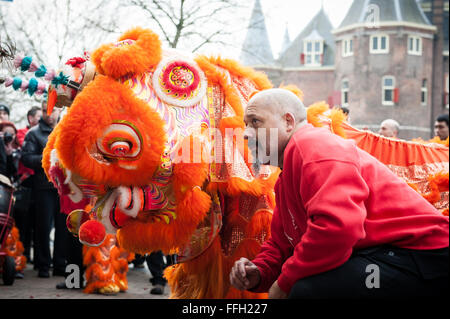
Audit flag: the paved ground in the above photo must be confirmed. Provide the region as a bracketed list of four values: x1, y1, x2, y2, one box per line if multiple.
[0, 262, 170, 299]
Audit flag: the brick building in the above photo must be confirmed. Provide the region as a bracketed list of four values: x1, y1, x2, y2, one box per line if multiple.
[241, 0, 449, 140]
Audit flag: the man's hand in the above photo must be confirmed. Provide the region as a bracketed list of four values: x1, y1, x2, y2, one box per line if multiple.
[229, 257, 261, 291]
[268, 281, 288, 299]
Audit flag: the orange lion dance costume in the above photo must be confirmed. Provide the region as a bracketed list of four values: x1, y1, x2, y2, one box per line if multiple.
[41, 27, 278, 299]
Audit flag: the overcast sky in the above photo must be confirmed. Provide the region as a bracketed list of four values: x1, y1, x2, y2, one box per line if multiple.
[257, 0, 354, 59]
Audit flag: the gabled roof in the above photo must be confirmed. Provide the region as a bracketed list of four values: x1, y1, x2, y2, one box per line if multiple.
[278, 8, 335, 68]
[240, 0, 274, 66]
[336, 0, 434, 33]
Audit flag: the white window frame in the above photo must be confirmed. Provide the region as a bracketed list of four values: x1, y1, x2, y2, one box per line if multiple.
[370, 34, 389, 54]
[342, 38, 354, 57]
[382, 76, 395, 106]
[421, 79, 428, 106]
[303, 40, 323, 66]
[407, 35, 422, 56]
[341, 79, 349, 107]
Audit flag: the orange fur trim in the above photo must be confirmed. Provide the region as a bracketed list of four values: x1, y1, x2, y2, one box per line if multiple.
[91, 27, 162, 79]
[54, 75, 166, 187]
[430, 172, 449, 192]
[329, 107, 347, 138]
[307, 101, 329, 128]
[165, 237, 226, 298]
[204, 56, 273, 90]
[407, 182, 419, 192]
[245, 209, 272, 239]
[279, 84, 304, 101]
[117, 187, 211, 254]
[195, 56, 244, 130]
[90, 43, 115, 75]
[42, 124, 61, 180]
[428, 136, 450, 147]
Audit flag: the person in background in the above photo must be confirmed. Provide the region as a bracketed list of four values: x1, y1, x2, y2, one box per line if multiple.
[21, 101, 65, 278]
[0, 121, 21, 181]
[434, 114, 449, 142]
[14, 106, 43, 265]
[378, 119, 400, 139]
[17, 106, 42, 145]
[0, 104, 10, 123]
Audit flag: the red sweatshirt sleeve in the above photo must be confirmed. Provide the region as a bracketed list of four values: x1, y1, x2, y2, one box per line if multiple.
[277, 159, 370, 294]
[250, 206, 294, 293]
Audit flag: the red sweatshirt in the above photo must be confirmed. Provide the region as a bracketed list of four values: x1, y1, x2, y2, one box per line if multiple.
[251, 124, 449, 294]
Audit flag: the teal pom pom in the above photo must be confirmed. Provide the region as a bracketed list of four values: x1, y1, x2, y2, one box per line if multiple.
[51, 72, 69, 87]
[21, 56, 33, 71]
[35, 64, 47, 77]
[28, 78, 38, 96]
[12, 77, 22, 90]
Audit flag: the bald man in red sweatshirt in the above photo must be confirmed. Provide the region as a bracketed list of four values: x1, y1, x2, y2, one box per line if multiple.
[230, 89, 449, 299]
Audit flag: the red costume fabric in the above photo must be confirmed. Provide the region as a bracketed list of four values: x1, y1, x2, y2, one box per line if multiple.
[251, 124, 449, 294]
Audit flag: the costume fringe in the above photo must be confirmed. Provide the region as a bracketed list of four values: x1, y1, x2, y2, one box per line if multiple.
[279, 84, 304, 101]
[83, 234, 132, 294]
[329, 107, 347, 138]
[1, 226, 27, 272]
[307, 101, 329, 128]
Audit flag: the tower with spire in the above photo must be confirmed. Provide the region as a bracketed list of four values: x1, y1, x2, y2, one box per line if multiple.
[240, 0, 274, 66]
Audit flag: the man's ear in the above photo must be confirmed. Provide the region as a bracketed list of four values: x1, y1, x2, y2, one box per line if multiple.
[285, 112, 296, 132]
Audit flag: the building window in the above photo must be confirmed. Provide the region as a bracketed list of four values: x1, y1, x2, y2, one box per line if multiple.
[304, 40, 323, 66]
[382, 76, 395, 105]
[370, 34, 389, 54]
[408, 36, 422, 55]
[342, 38, 353, 57]
[341, 79, 349, 106]
[421, 79, 427, 106]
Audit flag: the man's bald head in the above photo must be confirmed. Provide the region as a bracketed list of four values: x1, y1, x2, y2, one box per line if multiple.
[244, 88, 308, 168]
[378, 119, 400, 138]
[247, 88, 307, 125]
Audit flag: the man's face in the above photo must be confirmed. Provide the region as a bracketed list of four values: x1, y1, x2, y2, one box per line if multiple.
[378, 123, 396, 138]
[0, 110, 9, 123]
[244, 102, 289, 166]
[41, 106, 60, 127]
[28, 110, 43, 127]
[434, 121, 449, 140]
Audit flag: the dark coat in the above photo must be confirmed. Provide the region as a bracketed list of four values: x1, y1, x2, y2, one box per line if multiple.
[21, 118, 55, 190]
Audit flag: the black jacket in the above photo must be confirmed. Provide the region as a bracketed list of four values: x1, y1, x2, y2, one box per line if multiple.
[21, 118, 55, 190]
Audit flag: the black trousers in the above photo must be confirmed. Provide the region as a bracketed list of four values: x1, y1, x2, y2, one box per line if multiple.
[64, 226, 85, 286]
[289, 245, 449, 299]
[12, 187, 35, 261]
[147, 251, 168, 286]
[133, 251, 176, 286]
[34, 189, 66, 272]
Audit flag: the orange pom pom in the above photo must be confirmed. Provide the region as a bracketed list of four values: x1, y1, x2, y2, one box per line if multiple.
[79, 220, 106, 247]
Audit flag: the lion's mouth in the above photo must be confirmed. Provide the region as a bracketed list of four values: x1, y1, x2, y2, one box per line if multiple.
[92, 185, 177, 232]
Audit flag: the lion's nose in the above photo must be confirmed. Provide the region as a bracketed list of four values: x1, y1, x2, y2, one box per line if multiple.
[110, 141, 131, 156]
[96, 122, 143, 160]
